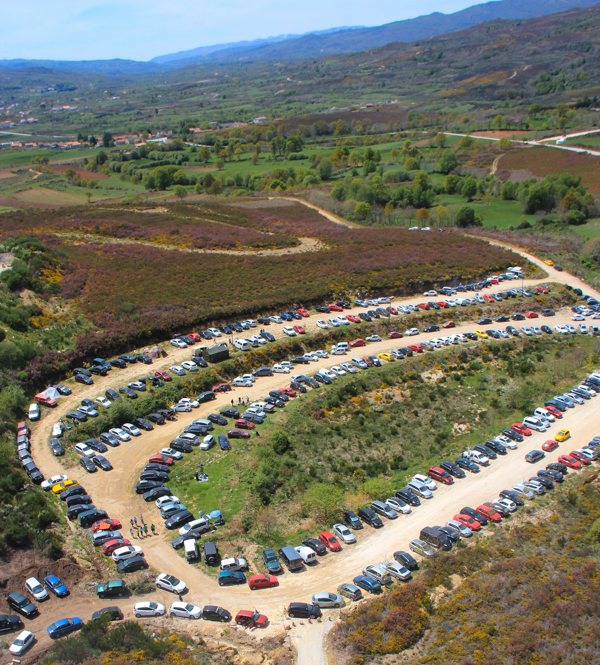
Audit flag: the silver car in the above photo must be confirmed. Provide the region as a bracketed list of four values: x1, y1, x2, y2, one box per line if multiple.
[363, 565, 393, 586]
[445, 519, 472, 538]
[386, 497, 411, 514]
[383, 561, 411, 581]
[311, 592, 344, 608]
[406, 480, 433, 499]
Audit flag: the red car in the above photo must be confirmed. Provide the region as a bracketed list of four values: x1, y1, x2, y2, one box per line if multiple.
[454, 514, 482, 530]
[346, 314, 361, 323]
[319, 531, 342, 552]
[297, 308, 309, 317]
[542, 440, 559, 452]
[569, 450, 591, 465]
[228, 429, 250, 439]
[212, 383, 231, 393]
[428, 467, 453, 485]
[149, 454, 174, 466]
[35, 393, 57, 407]
[187, 333, 202, 342]
[545, 405, 563, 419]
[511, 423, 532, 436]
[247, 574, 278, 590]
[408, 344, 423, 353]
[386, 306, 398, 315]
[155, 370, 172, 381]
[235, 419, 255, 430]
[101, 538, 131, 555]
[349, 338, 366, 348]
[293, 325, 306, 335]
[279, 387, 297, 397]
[235, 609, 268, 628]
[417, 303, 429, 310]
[558, 454, 581, 469]
[437, 301, 449, 308]
[525, 311, 538, 319]
[362, 357, 374, 367]
[387, 331, 403, 339]
[442, 321, 455, 329]
[328, 304, 343, 312]
[476, 505, 501, 523]
[92, 518, 122, 533]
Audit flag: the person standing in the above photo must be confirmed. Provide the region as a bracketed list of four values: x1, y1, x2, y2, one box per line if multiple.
[194, 471, 199, 481]
[133, 516, 137, 527]
[130, 528, 135, 540]
[151, 524, 155, 535]
[200, 463, 204, 475]
[140, 514, 144, 525]
[143, 524, 148, 536]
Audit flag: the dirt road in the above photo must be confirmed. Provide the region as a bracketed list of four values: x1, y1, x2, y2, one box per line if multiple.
[20, 238, 600, 663]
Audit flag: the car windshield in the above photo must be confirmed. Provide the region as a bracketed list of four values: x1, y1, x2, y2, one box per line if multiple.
[148, 602, 157, 610]
[185, 604, 195, 611]
[251, 611, 260, 621]
[13, 637, 26, 646]
[31, 583, 43, 593]
[217, 608, 226, 616]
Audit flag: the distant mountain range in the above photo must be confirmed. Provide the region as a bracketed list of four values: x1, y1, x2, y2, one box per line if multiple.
[1, 0, 598, 74]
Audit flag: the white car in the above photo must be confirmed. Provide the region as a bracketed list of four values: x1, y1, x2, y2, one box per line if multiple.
[383, 561, 412, 581]
[522, 416, 547, 432]
[181, 361, 198, 372]
[330, 346, 346, 355]
[493, 498, 515, 514]
[572, 314, 585, 321]
[462, 450, 489, 466]
[179, 517, 209, 536]
[40, 474, 68, 491]
[28, 403, 40, 421]
[336, 316, 350, 325]
[156, 574, 186, 594]
[405, 328, 419, 336]
[170, 339, 187, 348]
[555, 325, 569, 334]
[423, 290, 437, 297]
[169, 601, 202, 619]
[269, 315, 283, 324]
[577, 385, 596, 397]
[178, 398, 199, 408]
[74, 442, 95, 457]
[272, 363, 290, 373]
[172, 402, 192, 412]
[412, 474, 437, 491]
[520, 327, 532, 336]
[314, 350, 329, 358]
[282, 326, 296, 336]
[220, 557, 247, 572]
[330, 366, 346, 377]
[109, 427, 131, 441]
[332, 523, 356, 544]
[208, 328, 222, 337]
[95, 396, 111, 408]
[531, 326, 542, 335]
[170, 365, 186, 376]
[385, 497, 411, 514]
[534, 407, 555, 423]
[133, 601, 165, 617]
[320, 369, 337, 381]
[200, 435, 215, 450]
[340, 362, 357, 374]
[232, 377, 253, 387]
[122, 423, 141, 436]
[495, 434, 518, 450]
[156, 495, 180, 508]
[25, 576, 49, 601]
[327, 318, 340, 327]
[52, 422, 64, 437]
[316, 319, 329, 329]
[9, 631, 34, 656]
[112, 545, 143, 563]
[365, 334, 382, 342]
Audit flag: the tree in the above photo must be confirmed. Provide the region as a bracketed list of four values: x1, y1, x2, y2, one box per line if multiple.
[271, 431, 291, 455]
[455, 206, 482, 227]
[528, 103, 542, 117]
[390, 148, 400, 163]
[437, 150, 458, 174]
[173, 185, 187, 200]
[458, 135, 474, 150]
[435, 132, 446, 147]
[417, 208, 430, 223]
[85, 190, 93, 204]
[302, 483, 344, 523]
[363, 478, 394, 501]
[199, 147, 211, 163]
[101, 131, 113, 148]
[235, 146, 244, 161]
[498, 137, 511, 150]
[461, 177, 477, 202]
[319, 158, 333, 181]
[215, 158, 225, 170]
[354, 202, 371, 220]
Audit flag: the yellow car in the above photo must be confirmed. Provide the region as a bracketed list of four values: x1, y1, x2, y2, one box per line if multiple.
[555, 429, 571, 442]
[52, 479, 79, 494]
[544, 259, 554, 266]
[475, 330, 488, 339]
[378, 352, 395, 362]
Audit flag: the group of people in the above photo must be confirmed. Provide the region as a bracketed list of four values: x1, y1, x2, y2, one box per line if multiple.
[233, 396, 251, 405]
[129, 514, 155, 539]
[194, 463, 208, 482]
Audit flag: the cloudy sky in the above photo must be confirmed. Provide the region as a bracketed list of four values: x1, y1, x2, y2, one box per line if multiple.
[1, 0, 485, 61]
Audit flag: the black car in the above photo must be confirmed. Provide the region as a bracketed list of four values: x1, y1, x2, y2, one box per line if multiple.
[0, 614, 23, 633]
[464, 332, 478, 341]
[117, 556, 147, 573]
[200, 330, 213, 339]
[474, 444, 497, 460]
[220, 408, 240, 419]
[424, 325, 440, 332]
[65, 494, 93, 508]
[59, 485, 87, 500]
[169, 440, 193, 453]
[252, 367, 273, 378]
[399, 346, 413, 357]
[343, 510, 363, 529]
[99, 432, 120, 447]
[144, 463, 170, 474]
[314, 372, 332, 385]
[208, 413, 228, 426]
[73, 367, 91, 377]
[495, 315, 510, 322]
[394, 550, 418, 570]
[65, 410, 87, 423]
[119, 387, 137, 399]
[86, 438, 108, 453]
[506, 326, 520, 337]
[7, 593, 37, 618]
[302, 538, 327, 555]
[92, 606, 123, 621]
[50, 438, 65, 456]
[118, 354, 137, 363]
[79, 456, 97, 473]
[157, 409, 175, 421]
[439, 526, 459, 542]
[260, 331, 276, 342]
[191, 356, 208, 368]
[26, 465, 44, 484]
[147, 413, 166, 425]
[511, 313, 526, 321]
[395, 488, 421, 506]
[134, 480, 166, 494]
[477, 318, 493, 325]
[291, 356, 309, 365]
[165, 510, 194, 530]
[357, 507, 383, 528]
[198, 391, 216, 403]
[89, 366, 108, 376]
[136, 355, 152, 364]
[502, 428, 524, 442]
[139, 470, 169, 482]
[133, 418, 154, 431]
[202, 606, 231, 622]
[316, 306, 331, 314]
[525, 450, 546, 463]
[142, 487, 172, 502]
[229, 323, 243, 333]
[110, 358, 127, 369]
[455, 457, 480, 473]
[269, 390, 289, 401]
[287, 603, 322, 619]
[54, 384, 72, 396]
[242, 412, 264, 424]
[184, 424, 209, 435]
[541, 309, 555, 316]
[256, 318, 270, 326]
[93, 455, 113, 471]
[358, 312, 372, 322]
[484, 439, 507, 455]
[440, 461, 466, 479]
[500, 489, 524, 506]
[540, 467, 564, 482]
[67, 504, 96, 520]
[105, 389, 121, 402]
[531, 474, 553, 490]
[461, 506, 488, 526]
[289, 380, 307, 394]
[368, 310, 380, 319]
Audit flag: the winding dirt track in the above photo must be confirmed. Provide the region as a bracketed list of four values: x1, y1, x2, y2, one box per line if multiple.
[15, 231, 600, 664]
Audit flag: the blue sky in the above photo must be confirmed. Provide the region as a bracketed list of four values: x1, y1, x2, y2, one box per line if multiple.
[1, 0, 486, 61]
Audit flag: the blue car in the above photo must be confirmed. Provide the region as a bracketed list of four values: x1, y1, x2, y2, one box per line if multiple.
[218, 435, 230, 451]
[44, 575, 69, 597]
[47, 617, 82, 638]
[218, 571, 246, 586]
[352, 575, 381, 594]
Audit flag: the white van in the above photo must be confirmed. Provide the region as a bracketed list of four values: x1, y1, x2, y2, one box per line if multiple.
[28, 404, 40, 421]
[184, 539, 199, 561]
[233, 340, 251, 351]
[294, 546, 316, 565]
[523, 416, 547, 432]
